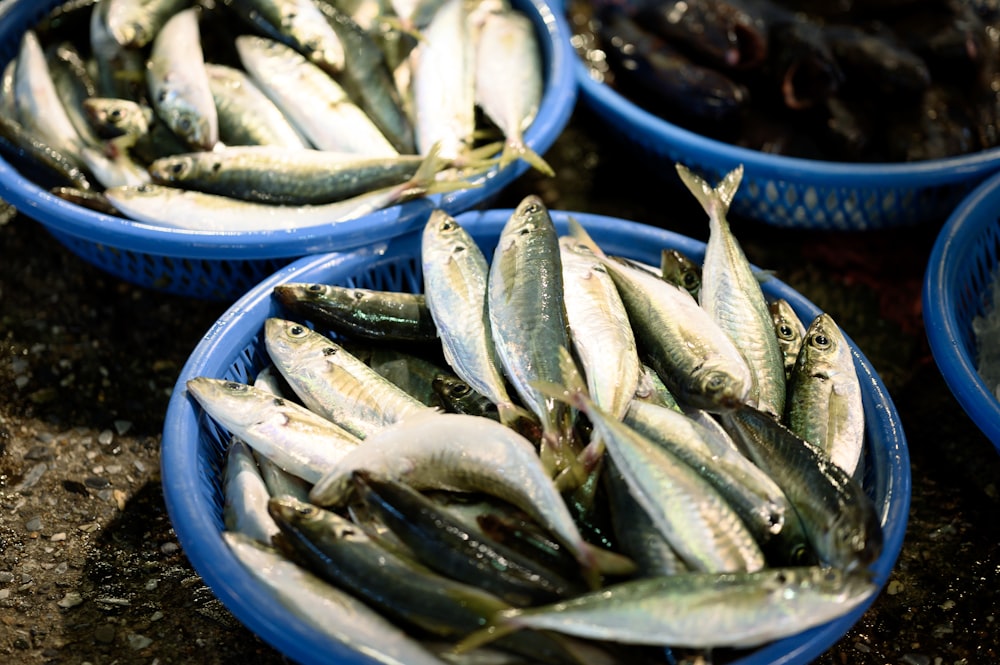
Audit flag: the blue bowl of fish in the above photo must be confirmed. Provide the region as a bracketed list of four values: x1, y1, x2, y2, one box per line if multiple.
[923, 170, 1000, 450]
[565, 0, 1000, 230]
[0, 0, 576, 301]
[162, 195, 911, 665]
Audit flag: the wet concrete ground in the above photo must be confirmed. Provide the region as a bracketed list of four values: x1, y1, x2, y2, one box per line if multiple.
[1, 107, 999, 664]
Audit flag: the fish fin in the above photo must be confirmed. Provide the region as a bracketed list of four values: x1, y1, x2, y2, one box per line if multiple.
[565, 216, 607, 259]
[400, 142, 482, 199]
[499, 137, 555, 177]
[497, 401, 538, 430]
[584, 541, 637, 577]
[675, 163, 744, 219]
[452, 615, 523, 654]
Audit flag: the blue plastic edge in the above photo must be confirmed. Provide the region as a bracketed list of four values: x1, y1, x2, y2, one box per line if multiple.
[162, 209, 911, 665]
[923, 171, 1000, 449]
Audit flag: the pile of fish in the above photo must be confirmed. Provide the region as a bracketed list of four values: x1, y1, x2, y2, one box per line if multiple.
[186, 167, 885, 664]
[0, 0, 548, 231]
[570, 0, 1000, 162]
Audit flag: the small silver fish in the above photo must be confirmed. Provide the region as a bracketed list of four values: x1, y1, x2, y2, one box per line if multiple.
[459, 565, 876, 650]
[678, 164, 786, 419]
[422, 210, 524, 426]
[223, 532, 450, 665]
[263, 317, 431, 439]
[308, 411, 600, 584]
[186, 377, 361, 484]
[785, 312, 865, 478]
[146, 7, 218, 150]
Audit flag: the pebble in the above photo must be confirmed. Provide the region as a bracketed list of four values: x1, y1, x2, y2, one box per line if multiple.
[57, 591, 83, 609]
[901, 654, 931, 665]
[84, 476, 110, 489]
[128, 633, 153, 650]
[93, 624, 115, 644]
[888, 579, 905, 595]
[50, 532, 67, 542]
[98, 429, 114, 445]
[25, 517, 42, 532]
[0, 572, 14, 584]
[13, 462, 47, 493]
[160, 542, 179, 555]
[114, 420, 132, 435]
[24, 445, 53, 461]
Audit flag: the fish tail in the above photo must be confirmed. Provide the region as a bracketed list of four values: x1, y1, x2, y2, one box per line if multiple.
[553, 431, 605, 493]
[399, 141, 482, 199]
[452, 614, 524, 654]
[675, 163, 744, 219]
[501, 136, 555, 177]
[497, 401, 537, 430]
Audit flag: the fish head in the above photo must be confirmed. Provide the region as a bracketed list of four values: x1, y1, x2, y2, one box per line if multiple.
[148, 155, 198, 185]
[264, 317, 321, 357]
[796, 313, 852, 377]
[422, 209, 468, 254]
[688, 366, 751, 413]
[821, 503, 884, 572]
[166, 105, 216, 151]
[110, 21, 151, 49]
[185, 377, 272, 431]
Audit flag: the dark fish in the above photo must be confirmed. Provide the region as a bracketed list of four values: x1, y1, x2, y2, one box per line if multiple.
[597, 7, 749, 125]
[721, 404, 883, 571]
[634, 0, 768, 70]
[273, 283, 438, 343]
[352, 471, 585, 606]
[432, 374, 501, 420]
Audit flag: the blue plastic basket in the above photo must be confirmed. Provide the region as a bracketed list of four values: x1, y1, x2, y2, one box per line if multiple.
[162, 209, 911, 665]
[573, 44, 1000, 231]
[923, 170, 1000, 450]
[0, 0, 577, 301]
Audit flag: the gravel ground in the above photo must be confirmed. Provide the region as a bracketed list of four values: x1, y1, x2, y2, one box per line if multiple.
[1, 110, 999, 664]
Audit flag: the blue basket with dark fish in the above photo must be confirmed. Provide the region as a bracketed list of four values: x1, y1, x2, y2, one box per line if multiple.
[564, 0, 1000, 230]
[924, 169, 1000, 450]
[161, 180, 911, 665]
[0, 0, 576, 301]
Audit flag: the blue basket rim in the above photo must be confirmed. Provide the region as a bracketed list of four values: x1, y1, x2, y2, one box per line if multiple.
[575, 59, 1000, 184]
[0, 0, 577, 261]
[923, 170, 1000, 448]
[162, 209, 911, 665]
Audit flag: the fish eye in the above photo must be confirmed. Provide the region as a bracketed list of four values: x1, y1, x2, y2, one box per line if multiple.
[451, 382, 471, 397]
[810, 332, 830, 349]
[307, 284, 323, 292]
[296, 504, 315, 517]
[224, 381, 246, 391]
[169, 161, 186, 175]
[682, 272, 699, 287]
[108, 108, 124, 121]
[705, 373, 727, 391]
[777, 323, 795, 340]
[137, 184, 156, 193]
[289, 324, 308, 337]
